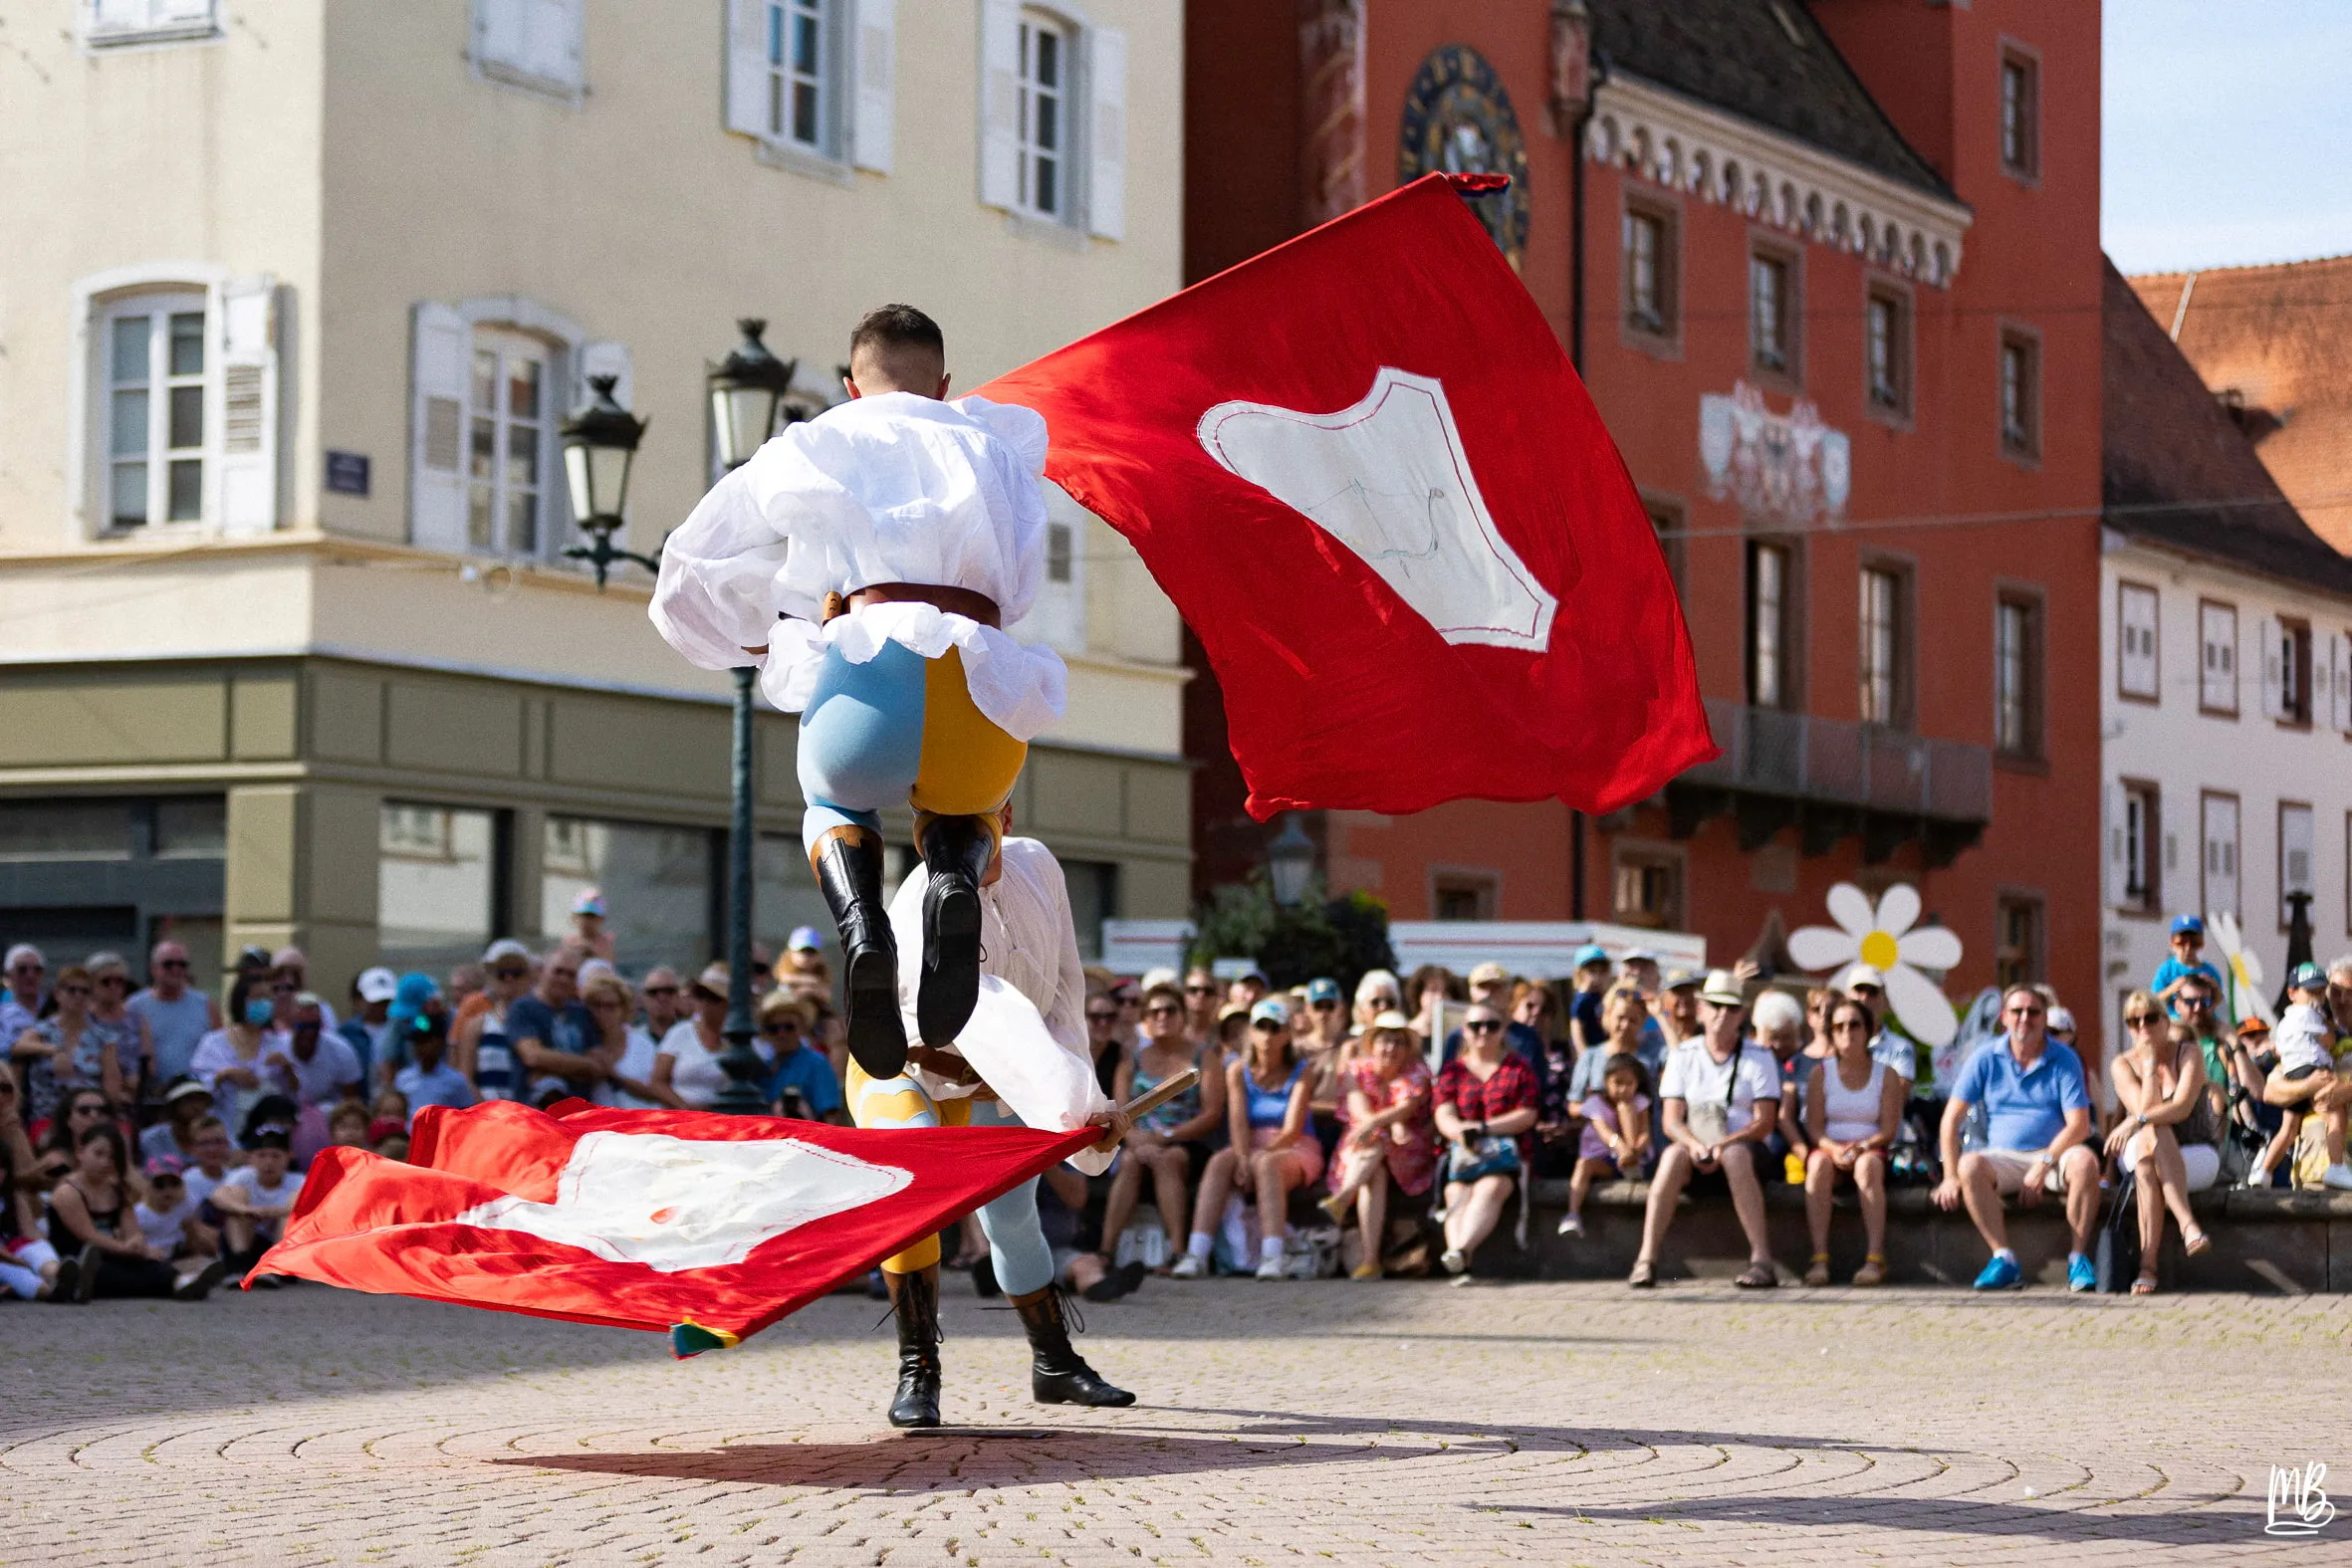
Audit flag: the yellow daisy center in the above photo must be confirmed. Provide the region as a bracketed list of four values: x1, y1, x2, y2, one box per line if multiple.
[1859, 931, 1900, 972]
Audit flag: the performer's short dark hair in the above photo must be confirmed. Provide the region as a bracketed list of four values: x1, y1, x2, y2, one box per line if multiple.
[849, 304, 944, 365]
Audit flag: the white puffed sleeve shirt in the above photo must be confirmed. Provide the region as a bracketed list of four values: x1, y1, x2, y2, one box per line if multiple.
[885, 836, 1116, 1175]
[648, 392, 1067, 739]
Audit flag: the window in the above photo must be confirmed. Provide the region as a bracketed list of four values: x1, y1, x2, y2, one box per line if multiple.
[1865, 285, 1910, 417]
[471, 0, 585, 99]
[1015, 13, 1070, 219]
[1999, 329, 2039, 459]
[1859, 565, 1906, 726]
[1750, 249, 1795, 376]
[725, 0, 892, 173]
[542, 816, 713, 978]
[2328, 628, 2352, 734]
[1622, 201, 1677, 341]
[1046, 521, 1073, 584]
[2264, 616, 2313, 725]
[1060, 860, 1118, 959]
[2279, 802, 2315, 929]
[1994, 593, 2042, 759]
[379, 803, 501, 973]
[1746, 541, 1792, 709]
[2200, 791, 2239, 920]
[2117, 581, 2160, 701]
[1995, 895, 2043, 990]
[764, 0, 829, 149]
[2199, 599, 2238, 715]
[82, 0, 218, 47]
[1610, 844, 1682, 930]
[467, 330, 552, 556]
[103, 298, 206, 531]
[1432, 871, 1499, 922]
[2113, 782, 2159, 912]
[1999, 47, 2039, 178]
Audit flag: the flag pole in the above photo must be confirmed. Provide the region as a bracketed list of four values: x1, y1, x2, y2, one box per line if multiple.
[1089, 1066, 1201, 1152]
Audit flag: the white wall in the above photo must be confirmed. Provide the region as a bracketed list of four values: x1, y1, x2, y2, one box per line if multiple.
[2099, 535, 2352, 1052]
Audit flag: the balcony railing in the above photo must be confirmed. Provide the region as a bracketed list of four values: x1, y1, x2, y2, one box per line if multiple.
[1667, 699, 1993, 862]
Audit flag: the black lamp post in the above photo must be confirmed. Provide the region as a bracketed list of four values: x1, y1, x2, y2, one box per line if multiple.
[558, 374, 656, 590]
[1267, 814, 1315, 908]
[704, 322, 802, 1115]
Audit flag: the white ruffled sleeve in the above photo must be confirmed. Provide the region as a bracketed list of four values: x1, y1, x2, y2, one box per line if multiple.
[647, 461, 790, 672]
[949, 395, 1049, 476]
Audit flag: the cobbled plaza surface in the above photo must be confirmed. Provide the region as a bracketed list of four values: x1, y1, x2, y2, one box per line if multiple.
[5, 1276, 2347, 1566]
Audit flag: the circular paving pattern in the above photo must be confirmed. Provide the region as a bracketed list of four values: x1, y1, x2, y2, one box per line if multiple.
[2, 1279, 2336, 1564]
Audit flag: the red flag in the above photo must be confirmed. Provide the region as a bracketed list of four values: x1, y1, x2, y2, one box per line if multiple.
[253, 1099, 1095, 1354]
[977, 173, 1711, 819]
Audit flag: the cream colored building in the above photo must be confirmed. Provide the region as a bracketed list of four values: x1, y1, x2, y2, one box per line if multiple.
[0, 0, 1190, 998]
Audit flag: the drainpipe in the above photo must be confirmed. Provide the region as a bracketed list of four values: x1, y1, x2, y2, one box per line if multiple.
[1553, 1, 1600, 918]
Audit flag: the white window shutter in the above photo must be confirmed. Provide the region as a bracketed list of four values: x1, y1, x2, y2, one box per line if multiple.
[724, 0, 771, 138]
[977, 0, 1020, 209]
[2258, 615, 2283, 719]
[528, 0, 584, 90]
[409, 303, 471, 552]
[155, 0, 215, 24]
[2333, 631, 2352, 732]
[1084, 25, 1127, 240]
[578, 339, 632, 411]
[215, 275, 278, 537]
[850, 0, 895, 173]
[476, 0, 524, 73]
[2106, 781, 2132, 909]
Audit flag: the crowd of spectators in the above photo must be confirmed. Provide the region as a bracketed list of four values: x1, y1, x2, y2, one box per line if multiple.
[6, 902, 2351, 1307]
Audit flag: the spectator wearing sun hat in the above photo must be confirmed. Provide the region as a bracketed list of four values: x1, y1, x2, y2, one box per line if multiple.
[137, 1077, 215, 1164]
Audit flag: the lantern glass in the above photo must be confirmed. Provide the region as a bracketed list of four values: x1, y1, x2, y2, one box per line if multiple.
[712, 383, 779, 471]
[566, 439, 634, 524]
[1267, 817, 1315, 907]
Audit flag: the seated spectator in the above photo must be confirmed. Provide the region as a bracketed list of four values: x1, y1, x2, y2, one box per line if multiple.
[12, 966, 121, 1129]
[1185, 999, 1319, 1280]
[1752, 991, 1813, 1182]
[1801, 997, 1905, 1286]
[2107, 996, 2218, 1293]
[1564, 945, 1613, 1050]
[391, 1012, 476, 1126]
[0, 1071, 77, 1302]
[180, 1116, 235, 1221]
[1556, 1051, 1650, 1239]
[1103, 984, 1222, 1271]
[442, 961, 485, 1017]
[1652, 969, 1700, 1050]
[2167, 973, 2247, 1121]
[373, 1131, 412, 1162]
[212, 1128, 305, 1284]
[1350, 969, 1404, 1037]
[2152, 915, 2226, 1017]
[139, 1078, 215, 1165]
[1083, 991, 1126, 1102]
[584, 972, 671, 1111]
[85, 952, 151, 1111]
[1226, 964, 1271, 1012]
[327, 1102, 371, 1150]
[270, 992, 363, 1111]
[42, 1087, 114, 1164]
[1840, 966, 1921, 1080]
[1631, 972, 1780, 1288]
[48, 1123, 223, 1300]
[2256, 964, 2352, 1190]
[454, 941, 535, 1102]
[1298, 977, 1347, 1053]
[190, 974, 291, 1134]
[1, 943, 47, 1046]
[1934, 987, 2100, 1291]
[1571, 986, 1662, 1103]
[1316, 1011, 1435, 1278]
[760, 992, 846, 1122]
[1431, 1004, 1540, 1284]
[507, 948, 610, 1107]
[135, 1157, 218, 1266]
[653, 964, 739, 1111]
[342, 967, 398, 1092]
[1182, 967, 1223, 1043]
[270, 947, 340, 1032]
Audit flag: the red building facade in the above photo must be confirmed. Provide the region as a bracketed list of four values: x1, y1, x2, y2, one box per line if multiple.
[1185, 1, 2104, 1053]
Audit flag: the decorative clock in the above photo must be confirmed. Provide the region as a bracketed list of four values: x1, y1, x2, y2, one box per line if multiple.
[1398, 45, 1530, 267]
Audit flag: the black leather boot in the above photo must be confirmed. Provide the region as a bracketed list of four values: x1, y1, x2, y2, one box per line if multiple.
[915, 812, 995, 1049]
[811, 824, 907, 1079]
[1008, 1284, 1135, 1407]
[883, 1266, 942, 1429]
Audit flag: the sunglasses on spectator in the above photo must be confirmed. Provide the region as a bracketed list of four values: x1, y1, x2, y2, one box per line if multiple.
[1086, 1009, 1119, 1024]
[1464, 1018, 1503, 1033]
[1309, 1000, 1338, 1010]
[643, 985, 678, 997]
[2004, 1004, 2046, 1017]
[156, 959, 189, 971]
[2125, 1012, 2161, 1028]
[1184, 983, 1216, 995]
[760, 1020, 797, 1036]
[1145, 1004, 1182, 1017]
[493, 966, 529, 980]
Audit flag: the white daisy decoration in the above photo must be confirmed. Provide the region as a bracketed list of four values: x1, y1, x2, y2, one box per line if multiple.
[2206, 911, 2273, 1027]
[1786, 882, 1962, 1047]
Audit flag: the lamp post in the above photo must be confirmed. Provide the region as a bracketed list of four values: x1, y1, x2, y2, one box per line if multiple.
[1266, 814, 1315, 908]
[704, 320, 803, 1115]
[558, 374, 656, 590]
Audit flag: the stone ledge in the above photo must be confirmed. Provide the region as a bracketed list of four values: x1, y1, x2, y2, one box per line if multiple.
[1531, 1178, 2352, 1222]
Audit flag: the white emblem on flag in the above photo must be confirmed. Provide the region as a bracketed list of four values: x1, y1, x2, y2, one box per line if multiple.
[1197, 366, 1557, 650]
[452, 1131, 911, 1272]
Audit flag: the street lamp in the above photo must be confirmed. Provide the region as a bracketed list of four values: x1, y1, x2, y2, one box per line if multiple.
[704, 320, 803, 1116]
[1267, 814, 1315, 907]
[558, 374, 656, 591]
[708, 318, 799, 472]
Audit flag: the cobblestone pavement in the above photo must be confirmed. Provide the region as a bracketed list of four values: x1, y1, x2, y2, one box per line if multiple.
[4, 1275, 2346, 1566]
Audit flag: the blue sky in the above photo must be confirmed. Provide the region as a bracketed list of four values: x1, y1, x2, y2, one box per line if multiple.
[2102, 0, 2352, 273]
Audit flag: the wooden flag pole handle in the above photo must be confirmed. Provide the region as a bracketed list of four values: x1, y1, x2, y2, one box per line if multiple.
[1092, 1066, 1201, 1150]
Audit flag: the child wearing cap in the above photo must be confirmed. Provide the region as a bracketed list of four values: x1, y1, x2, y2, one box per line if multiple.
[2255, 965, 2352, 1190]
[211, 1129, 306, 1280]
[134, 1157, 219, 1267]
[2152, 917, 2226, 1018]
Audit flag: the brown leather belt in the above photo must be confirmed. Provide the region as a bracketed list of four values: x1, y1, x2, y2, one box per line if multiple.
[907, 1044, 996, 1099]
[821, 581, 1003, 628]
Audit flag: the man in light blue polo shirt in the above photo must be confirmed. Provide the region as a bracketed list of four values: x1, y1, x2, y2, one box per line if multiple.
[1933, 985, 2097, 1292]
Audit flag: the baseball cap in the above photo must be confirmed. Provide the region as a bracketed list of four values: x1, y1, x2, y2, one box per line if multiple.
[1369, 1008, 1414, 1031]
[247, 1128, 292, 1152]
[143, 1155, 185, 1180]
[787, 926, 824, 953]
[1844, 964, 1887, 992]
[1467, 962, 1512, 988]
[1663, 968, 1701, 992]
[162, 1077, 213, 1107]
[1620, 948, 1660, 967]
[1140, 966, 1181, 993]
[483, 937, 532, 967]
[1305, 977, 1342, 1005]
[356, 966, 398, 1005]
[694, 962, 732, 1000]
[2289, 962, 2327, 993]
[2045, 1006, 2076, 1033]
[2170, 914, 2206, 938]
[1572, 943, 1611, 970]
[1236, 962, 1269, 985]
[1698, 969, 1745, 1007]
[570, 887, 607, 917]
[388, 972, 439, 1023]
[1250, 997, 1291, 1025]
